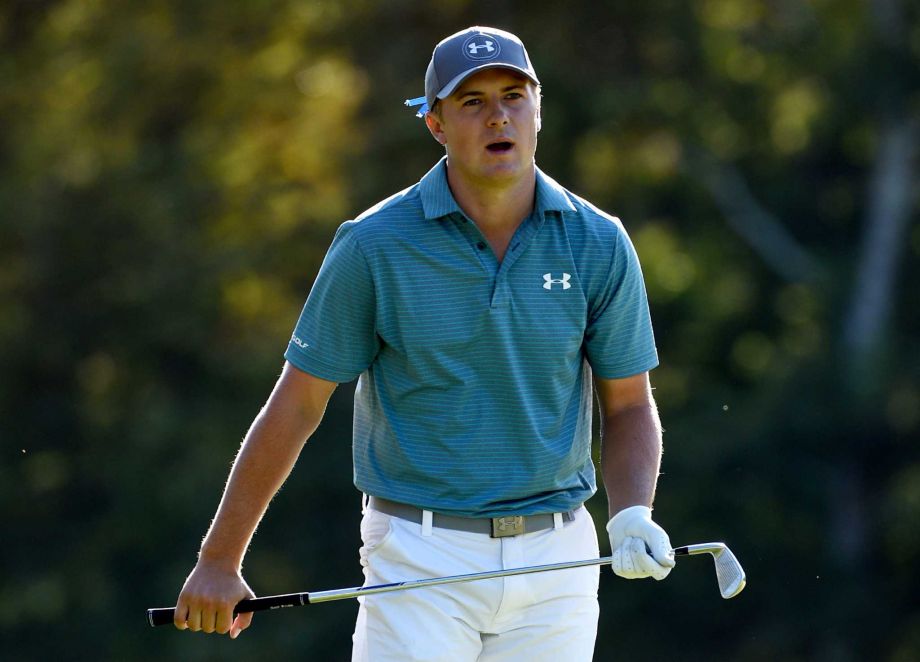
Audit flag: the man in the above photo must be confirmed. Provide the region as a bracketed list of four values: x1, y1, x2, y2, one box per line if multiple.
[173, 26, 674, 660]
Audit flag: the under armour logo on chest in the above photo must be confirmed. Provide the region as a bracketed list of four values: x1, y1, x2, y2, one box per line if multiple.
[467, 40, 495, 55]
[543, 273, 571, 290]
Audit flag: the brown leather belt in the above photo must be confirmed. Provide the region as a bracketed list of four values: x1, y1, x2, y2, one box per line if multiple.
[368, 496, 577, 538]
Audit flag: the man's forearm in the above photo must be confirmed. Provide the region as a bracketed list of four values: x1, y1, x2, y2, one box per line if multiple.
[600, 400, 663, 518]
[196, 365, 336, 570]
[196, 404, 319, 569]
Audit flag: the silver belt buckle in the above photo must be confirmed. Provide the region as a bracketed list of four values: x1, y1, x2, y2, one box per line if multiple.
[491, 515, 524, 538]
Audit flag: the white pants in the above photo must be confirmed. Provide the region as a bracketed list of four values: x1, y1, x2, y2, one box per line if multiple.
[351, 504, 600, 662]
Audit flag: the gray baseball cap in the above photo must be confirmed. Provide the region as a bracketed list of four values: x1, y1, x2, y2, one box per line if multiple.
[405, 26, 540, 117]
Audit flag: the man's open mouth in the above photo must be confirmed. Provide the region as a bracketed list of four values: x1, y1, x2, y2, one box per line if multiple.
[486, 141, 514, 153]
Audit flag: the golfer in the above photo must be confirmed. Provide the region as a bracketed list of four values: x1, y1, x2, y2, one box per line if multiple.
[173, 26, 675, 661]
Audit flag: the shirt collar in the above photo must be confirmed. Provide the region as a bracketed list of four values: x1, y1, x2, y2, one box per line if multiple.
[534, 165, 578, 216]
[419, 156, 578, 221]
[419, 157, 461, 220]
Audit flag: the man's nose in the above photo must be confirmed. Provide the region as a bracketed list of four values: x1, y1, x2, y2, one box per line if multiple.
[486, 102, 510, 126]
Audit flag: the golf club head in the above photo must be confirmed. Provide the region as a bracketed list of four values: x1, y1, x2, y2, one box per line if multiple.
[677, 543, 746, 599]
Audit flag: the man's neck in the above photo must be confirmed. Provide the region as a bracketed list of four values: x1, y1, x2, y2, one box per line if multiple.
[445, 162, 537, 231]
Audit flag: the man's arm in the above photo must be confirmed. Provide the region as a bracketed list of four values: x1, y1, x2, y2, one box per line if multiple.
[174, 361, 338, 638]
[595, 372, 674, 580]
[595, 372, 662, 515]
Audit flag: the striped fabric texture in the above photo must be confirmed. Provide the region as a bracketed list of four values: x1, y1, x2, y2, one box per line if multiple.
[285, 158, 658, 517]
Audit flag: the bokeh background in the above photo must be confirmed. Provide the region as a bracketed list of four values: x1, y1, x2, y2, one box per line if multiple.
[2, 0, 918, 659]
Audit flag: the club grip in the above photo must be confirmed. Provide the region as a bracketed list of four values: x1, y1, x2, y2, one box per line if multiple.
[147, 607, 181, 627]
[147, 593, 307, 627]
[146, 600, 257, 628]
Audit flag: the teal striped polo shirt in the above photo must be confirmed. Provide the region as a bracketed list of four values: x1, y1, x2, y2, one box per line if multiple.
[285, 158, 658, 517]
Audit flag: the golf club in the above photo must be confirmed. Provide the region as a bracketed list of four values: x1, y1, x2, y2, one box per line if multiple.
[147, 541, 745, 627]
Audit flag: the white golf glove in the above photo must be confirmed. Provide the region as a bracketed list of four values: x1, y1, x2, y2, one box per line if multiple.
[606, 505, 675, 581]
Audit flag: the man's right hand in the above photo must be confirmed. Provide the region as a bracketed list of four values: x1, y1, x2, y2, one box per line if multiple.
[173, 561, 256, 639]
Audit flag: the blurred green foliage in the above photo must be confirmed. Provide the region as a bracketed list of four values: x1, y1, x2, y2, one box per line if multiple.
[2, 0, 918, 659]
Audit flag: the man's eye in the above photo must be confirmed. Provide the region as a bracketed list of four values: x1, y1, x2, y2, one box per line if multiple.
[506, 92, 523, 99]
[463, 98, 481, 107]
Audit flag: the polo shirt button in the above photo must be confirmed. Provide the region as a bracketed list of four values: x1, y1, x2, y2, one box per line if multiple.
[476, 241, 486, 250]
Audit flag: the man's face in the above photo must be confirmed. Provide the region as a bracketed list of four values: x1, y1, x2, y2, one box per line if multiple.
[425, 68, 541, 187]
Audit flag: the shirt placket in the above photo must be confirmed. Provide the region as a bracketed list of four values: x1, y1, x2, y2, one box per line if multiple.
[489, 211, 545, 309]
[450, 210, 547, 309]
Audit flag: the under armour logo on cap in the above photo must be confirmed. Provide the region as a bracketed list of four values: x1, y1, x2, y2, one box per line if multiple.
[463, 34, 500, 60]
[405, 26, 540, 118]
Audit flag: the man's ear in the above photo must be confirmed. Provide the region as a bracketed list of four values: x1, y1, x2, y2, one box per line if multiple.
[535, 104, 542, 133]
[425, 111, 447, 145]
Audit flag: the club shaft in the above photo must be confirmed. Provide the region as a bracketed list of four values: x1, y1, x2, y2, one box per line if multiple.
[309, 554, 621, 603]
[315, 547, 696, 602]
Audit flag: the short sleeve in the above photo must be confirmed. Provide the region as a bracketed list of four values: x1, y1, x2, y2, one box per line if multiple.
[584, 228, 658, 379]
[284, 222, 379, 382]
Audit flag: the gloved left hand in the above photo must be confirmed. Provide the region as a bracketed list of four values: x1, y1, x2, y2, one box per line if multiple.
[606, 505, 675, 580]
